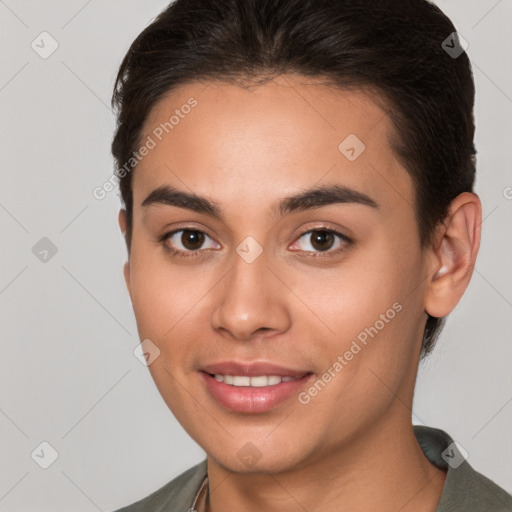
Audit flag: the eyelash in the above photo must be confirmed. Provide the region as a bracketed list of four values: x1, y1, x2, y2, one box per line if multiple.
[157, 226, 353, 260]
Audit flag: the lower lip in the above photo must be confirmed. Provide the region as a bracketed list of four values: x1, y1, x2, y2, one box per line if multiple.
[200, 371, 314, 413]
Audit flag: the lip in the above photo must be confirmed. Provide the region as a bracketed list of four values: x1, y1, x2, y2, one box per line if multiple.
[199, 361, 314, 413]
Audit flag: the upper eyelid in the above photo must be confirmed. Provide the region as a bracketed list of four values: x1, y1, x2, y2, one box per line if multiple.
[299, 226, 349, 238]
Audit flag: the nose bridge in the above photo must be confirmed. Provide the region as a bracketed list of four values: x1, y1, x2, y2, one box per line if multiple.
[211, 239, 290, 340]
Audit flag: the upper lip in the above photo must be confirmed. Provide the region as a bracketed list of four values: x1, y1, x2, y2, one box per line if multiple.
[200, 361, 311, 378]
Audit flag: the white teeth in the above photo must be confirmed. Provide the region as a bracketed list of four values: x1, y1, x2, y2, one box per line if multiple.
[213, 374, 298, 387]
[233, 376, 250, 386]
[248, 375, 268, 387]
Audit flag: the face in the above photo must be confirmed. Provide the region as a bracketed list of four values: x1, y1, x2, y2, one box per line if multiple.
[120, 74, 432, 473]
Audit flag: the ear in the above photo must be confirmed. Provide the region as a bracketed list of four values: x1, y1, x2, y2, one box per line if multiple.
[424, 192, 481, 318]
[118, 209, 132, 299]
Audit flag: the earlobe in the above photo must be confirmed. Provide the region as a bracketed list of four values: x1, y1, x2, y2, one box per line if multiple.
[424, 192, 482, 318]
[118, 209, 132, 299]
[123, 260, 132, 300]
[118, 208, 127, 236]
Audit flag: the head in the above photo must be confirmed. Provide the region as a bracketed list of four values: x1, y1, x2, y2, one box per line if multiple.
[111, 0, 480, 473]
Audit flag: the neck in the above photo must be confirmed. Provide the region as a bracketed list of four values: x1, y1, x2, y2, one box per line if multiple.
[204, 413, 446, 512]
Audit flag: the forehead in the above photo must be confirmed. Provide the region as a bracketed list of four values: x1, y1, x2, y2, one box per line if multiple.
[132, 74, 413, 215]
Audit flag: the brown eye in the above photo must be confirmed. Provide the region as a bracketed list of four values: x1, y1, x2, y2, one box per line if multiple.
[290, 228, 351, 256]
[180, 229, 205, 250]
[161, 229, 220, 257]
[309, 230, 335, 251]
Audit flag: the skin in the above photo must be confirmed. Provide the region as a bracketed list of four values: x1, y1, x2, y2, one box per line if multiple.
[118, 74, 481, 512]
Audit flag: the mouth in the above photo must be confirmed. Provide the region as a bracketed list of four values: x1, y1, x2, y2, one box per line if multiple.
[205, 373, 303, 387]
[199, 367, 314, 413]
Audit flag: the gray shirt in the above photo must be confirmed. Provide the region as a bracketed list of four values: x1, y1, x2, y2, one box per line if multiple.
[112, 425, 512, 511]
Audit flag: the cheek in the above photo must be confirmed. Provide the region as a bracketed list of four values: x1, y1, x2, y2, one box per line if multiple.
[292, 252, 414, 335]
[128, 254, 208, 417]
[288, 243, 424, 383]
[128, 248, 202, 336]
[287, 260, 422, 428]
[128, 249, 219, 383]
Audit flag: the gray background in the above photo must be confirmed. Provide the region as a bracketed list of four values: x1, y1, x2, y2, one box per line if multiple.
[0, 0, 511, 510]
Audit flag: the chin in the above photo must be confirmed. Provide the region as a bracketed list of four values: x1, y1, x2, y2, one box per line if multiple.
[203, 436, 311, 475]
[212, 453, 297, 475]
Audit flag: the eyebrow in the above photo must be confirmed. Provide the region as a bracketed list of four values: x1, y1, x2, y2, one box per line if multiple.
[141, 183, 379, 220]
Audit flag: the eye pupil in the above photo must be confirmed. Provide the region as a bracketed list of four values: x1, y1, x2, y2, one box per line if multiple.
[182, 229, 204, 250]
[311, 231, 334, 251]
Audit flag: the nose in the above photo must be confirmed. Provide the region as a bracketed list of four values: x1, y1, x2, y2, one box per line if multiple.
[210, 249, 291, 342]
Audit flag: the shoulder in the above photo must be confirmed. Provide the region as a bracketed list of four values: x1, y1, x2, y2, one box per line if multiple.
[452, 463, 512, 511]
[414, 425, 512, 511]
[110, 459, 208, 512]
